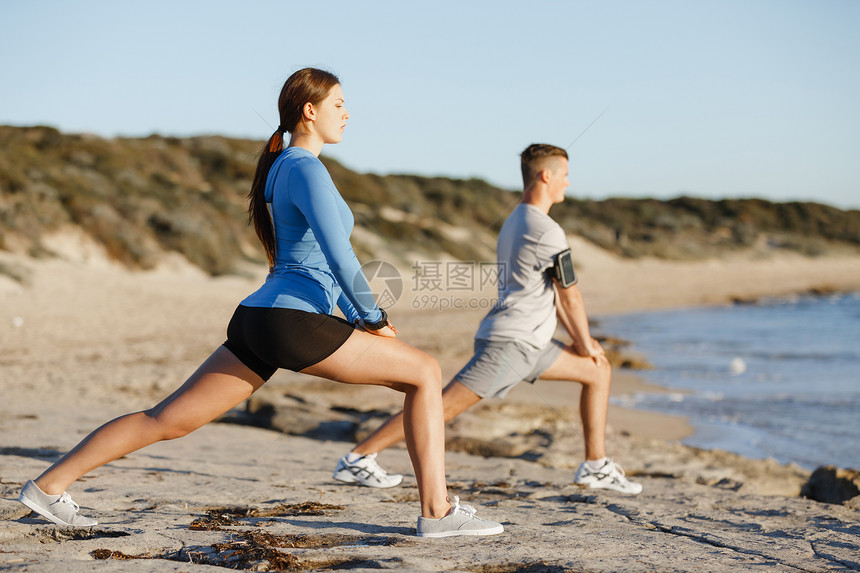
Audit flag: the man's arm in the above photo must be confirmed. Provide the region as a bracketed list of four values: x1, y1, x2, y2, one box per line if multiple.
[553, 279, 605, 365]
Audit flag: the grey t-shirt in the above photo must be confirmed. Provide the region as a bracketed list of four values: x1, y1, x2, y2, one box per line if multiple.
[475, 203, 569, 349]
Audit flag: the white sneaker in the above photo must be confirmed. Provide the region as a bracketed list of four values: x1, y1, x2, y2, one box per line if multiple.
[416, 496, 504, 538]
[19, 480, 98, 526]
[574, 458, 643, 494]
[332, 453, 403, 488]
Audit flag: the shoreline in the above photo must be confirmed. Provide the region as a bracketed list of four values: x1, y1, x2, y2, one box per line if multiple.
[593, 291, 860, 473]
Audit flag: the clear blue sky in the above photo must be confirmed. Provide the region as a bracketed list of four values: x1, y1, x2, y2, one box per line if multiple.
[2, 0, 858, 209]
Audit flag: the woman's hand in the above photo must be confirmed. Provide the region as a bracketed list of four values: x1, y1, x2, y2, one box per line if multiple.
[355, 319, 398, 338]
[368, 324, 397, 338]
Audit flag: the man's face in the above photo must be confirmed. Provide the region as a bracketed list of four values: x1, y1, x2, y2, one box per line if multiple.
[548, 158, 570, 203]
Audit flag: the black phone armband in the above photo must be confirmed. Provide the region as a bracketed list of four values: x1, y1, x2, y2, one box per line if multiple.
[552, 248, 577, 288]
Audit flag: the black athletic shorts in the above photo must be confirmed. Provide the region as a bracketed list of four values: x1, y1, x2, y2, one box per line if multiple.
[223, 305, 355, 380]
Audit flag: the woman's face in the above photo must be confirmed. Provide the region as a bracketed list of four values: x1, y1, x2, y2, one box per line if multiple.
[312, 84, 349, 144]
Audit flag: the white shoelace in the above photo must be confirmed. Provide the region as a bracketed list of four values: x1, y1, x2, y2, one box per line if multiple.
[606, 459, 626, 477]
[601, 460, 638, 489]
[361, 454, 389, 476]
[57, 492, 80, 512]
[450, 496, 477, 517]
[588, 458, 624, 478]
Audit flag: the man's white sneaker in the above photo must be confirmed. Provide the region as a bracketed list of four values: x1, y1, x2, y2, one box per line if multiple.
[574, 458, 643, 494]
[416, 496, 504, 538]
[18, 480, 98, 526]
[332, 453, 403, 488]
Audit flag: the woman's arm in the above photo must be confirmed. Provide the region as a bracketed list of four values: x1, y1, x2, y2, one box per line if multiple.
[335, 290, 361, 324]
[289, 159, 383, 323]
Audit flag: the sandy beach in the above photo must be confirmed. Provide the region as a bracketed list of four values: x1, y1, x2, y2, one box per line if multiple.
[2, 239, 860, 571]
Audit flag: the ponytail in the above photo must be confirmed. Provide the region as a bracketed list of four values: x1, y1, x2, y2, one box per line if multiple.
[248, 127, 284, 270]
[248, 68, 340, 270]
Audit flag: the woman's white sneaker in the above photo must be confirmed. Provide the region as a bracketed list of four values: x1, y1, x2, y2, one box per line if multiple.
[18, 480, 98, 526]
[416, 496, 504, 538]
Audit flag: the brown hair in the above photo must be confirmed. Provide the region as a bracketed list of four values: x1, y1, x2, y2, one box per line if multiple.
[520, 143, 568, 188]
[248, 67, 341, 269]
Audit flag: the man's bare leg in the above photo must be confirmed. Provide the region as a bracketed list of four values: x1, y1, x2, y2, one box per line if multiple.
[352, 380, 482, 456]
[539, 346, 611, 460]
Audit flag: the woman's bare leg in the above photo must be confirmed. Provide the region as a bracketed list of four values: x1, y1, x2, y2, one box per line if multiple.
[301, 330, 448, 519]
[35, 347, 264, 495]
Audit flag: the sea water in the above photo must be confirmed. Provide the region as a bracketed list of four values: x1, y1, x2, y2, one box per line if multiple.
[599, 292, 860, 470]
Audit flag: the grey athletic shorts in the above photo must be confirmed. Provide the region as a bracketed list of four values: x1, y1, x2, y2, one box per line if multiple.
[454, 338, 565, 399]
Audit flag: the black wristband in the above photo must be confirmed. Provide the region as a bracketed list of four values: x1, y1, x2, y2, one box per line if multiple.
[363, 308, 389, 331]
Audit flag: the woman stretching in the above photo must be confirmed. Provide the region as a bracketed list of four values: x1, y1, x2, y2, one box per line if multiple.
[18, 67, 502, 538]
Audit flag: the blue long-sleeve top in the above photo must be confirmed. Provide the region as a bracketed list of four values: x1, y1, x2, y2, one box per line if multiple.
[240, 147, 382, 325]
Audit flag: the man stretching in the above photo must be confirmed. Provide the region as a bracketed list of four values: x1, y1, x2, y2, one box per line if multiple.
[334, 143, 641, 494]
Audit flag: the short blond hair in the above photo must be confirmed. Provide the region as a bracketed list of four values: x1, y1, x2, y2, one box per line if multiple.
[520, 144, 568, 187]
